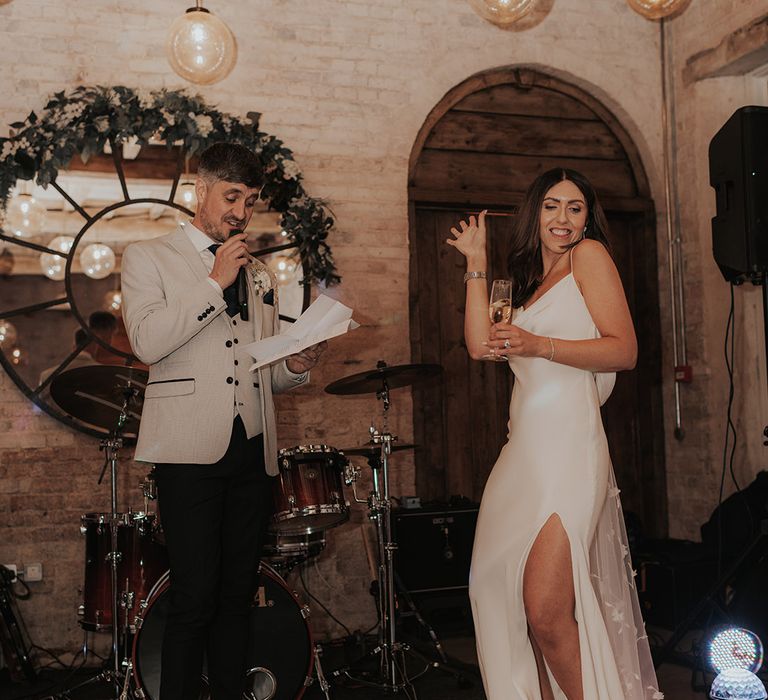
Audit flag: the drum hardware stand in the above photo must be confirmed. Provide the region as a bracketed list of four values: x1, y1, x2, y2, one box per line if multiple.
[311, 644, 333, 699]
[333, 385, 426, 695]
[392, 572, 474, 688]
[56, 384, 142, 700]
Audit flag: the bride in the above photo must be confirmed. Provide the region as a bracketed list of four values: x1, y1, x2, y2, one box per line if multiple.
[447, 168, 662, 699]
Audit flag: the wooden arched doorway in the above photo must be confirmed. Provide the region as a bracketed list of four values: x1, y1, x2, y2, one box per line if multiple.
[408, 67, 667, 537]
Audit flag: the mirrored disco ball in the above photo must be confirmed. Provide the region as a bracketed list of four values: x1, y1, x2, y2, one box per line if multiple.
[710, 668, 767, 700]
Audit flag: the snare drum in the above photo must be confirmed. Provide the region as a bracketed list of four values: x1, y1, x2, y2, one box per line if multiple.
[78, 512, 167, 632]
[262, 530, 326, 573]
[272, 444, 349, 535]
[132, 563, 313, 700]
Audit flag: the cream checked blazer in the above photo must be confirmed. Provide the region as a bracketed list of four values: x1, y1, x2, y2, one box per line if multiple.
[121, 225, 306, 475]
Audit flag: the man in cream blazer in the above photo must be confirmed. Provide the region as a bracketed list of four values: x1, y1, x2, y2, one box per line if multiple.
[121, 143, 324, 700]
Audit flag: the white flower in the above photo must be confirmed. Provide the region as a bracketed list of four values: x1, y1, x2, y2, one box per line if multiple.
[193, 114, 214, 137]
[0, 141, 15, 160]
[608, 485, 621, 498]
[650, 689, 665, 699]
[282, 159, 301, 180]
[289, 194, 309, 208]
[250, 261, 274, 295]
[136, 89, 155, 110]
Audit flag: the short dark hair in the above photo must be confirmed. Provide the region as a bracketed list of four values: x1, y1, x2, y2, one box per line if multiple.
[507, 168, 611, 308]
[197, 142, 262, 188]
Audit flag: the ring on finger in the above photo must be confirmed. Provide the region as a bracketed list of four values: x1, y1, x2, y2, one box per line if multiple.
[504, 339, 511, 349]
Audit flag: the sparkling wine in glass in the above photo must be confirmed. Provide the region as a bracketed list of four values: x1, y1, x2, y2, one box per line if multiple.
[483, 279, 512, 361]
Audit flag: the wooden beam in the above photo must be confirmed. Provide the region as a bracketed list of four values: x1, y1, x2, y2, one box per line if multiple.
[65, 145, 197, 181]
[684, 12, 768, 85]
[409, 187, 653, 214]
[409, 67, 653, 200]
[454, 83, 597, 120]
[427, 111, 625, 160]
[411, 149, 638, 199]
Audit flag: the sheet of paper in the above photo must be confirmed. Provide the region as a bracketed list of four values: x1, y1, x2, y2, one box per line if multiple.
[243, 294, 358, 370]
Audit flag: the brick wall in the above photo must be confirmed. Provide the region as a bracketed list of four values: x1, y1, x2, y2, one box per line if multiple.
[2, 0, 755, 658]
[665, 1, 768, 539]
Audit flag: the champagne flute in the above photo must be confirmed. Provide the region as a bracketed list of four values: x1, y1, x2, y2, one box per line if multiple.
[482, 279, 512, 361]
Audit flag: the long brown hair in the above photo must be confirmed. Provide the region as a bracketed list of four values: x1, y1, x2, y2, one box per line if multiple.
[507, 168, 611, 308]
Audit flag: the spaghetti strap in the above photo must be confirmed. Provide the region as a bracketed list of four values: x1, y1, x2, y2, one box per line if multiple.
[569, 243, 577, 278]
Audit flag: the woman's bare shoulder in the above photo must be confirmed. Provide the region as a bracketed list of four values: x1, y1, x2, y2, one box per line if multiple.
[572, 239, 613, 275]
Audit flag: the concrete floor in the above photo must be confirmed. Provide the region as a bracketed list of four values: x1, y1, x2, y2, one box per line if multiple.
[0, 632, 729, 699]
[440, 635, 708, 700]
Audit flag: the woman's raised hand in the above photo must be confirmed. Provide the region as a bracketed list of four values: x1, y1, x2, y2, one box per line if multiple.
[446, 210, 488, 262]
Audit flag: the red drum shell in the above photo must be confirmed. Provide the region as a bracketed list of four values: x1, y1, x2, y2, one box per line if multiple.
[79, 512, 167, 632]
[271, 444, 348, 535]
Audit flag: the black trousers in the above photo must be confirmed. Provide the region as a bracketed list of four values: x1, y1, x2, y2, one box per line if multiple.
[154, 416, 273, 700]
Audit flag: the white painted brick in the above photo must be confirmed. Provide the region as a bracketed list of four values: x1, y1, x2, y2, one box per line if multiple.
[1, 0, 758, 647]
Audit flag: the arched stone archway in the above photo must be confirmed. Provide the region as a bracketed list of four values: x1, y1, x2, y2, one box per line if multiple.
[408, 67, 667, 537]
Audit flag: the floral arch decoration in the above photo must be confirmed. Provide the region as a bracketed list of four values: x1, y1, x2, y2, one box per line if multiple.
[0, 85, 340, 438]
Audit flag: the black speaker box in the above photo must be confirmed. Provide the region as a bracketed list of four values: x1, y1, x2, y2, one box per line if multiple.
[709, 105, 768, 283]
[635, 539, 716, 630]
[391, 506, 478, 594]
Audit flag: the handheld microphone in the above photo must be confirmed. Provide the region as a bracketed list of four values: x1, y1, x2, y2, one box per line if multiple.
[230, 229, 249, 322]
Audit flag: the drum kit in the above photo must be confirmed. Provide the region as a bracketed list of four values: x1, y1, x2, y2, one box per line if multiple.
[47, 359, 449, 699]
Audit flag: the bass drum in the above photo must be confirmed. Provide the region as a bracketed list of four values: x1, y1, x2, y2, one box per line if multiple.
[132, 563, 314, 700]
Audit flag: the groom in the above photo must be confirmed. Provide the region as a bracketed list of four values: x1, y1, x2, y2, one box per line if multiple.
[121, 142, 325, 699]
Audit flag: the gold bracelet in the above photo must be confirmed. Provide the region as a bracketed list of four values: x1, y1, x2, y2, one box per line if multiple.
[463, 271, 487, 283]
[547, 336, 555, 361]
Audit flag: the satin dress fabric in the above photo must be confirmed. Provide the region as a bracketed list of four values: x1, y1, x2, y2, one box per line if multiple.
[468, 272, 663, 699]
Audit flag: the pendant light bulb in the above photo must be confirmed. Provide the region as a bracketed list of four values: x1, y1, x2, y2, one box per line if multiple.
[626, 0, 692, 20]
[467, 0, 539, 27]
[166, 1, 237, 85]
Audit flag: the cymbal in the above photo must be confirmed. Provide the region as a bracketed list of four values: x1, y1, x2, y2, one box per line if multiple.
[325, 362, 443, 395]
[340, 442, 418, 457]
[50, 364, 147, 437]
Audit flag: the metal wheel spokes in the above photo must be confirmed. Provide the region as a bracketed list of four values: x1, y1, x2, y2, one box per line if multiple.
[0, 143, 310, 438]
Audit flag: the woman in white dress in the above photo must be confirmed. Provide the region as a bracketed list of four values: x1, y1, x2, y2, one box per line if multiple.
[447, 169, 662, 700]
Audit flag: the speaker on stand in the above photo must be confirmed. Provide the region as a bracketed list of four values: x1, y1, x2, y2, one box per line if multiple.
[653, 106, 768, 672]
[654, 106, 768, 668]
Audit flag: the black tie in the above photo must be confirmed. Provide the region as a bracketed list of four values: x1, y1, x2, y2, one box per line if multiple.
[207, 244, 240, 317]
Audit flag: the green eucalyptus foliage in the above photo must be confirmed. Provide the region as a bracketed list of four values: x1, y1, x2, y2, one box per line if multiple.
[0, 85, 340, 287]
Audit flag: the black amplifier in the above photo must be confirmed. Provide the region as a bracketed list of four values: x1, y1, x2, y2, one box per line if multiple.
[391, 506, 479, 594]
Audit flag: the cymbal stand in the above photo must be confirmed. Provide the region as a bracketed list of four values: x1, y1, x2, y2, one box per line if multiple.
[58, 384, 140, 700]
[338, 380, 427, 696]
